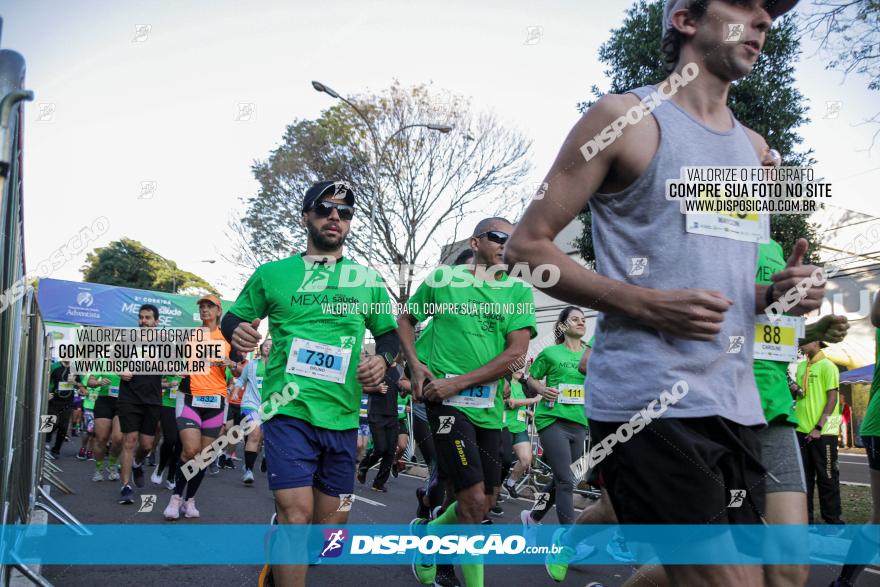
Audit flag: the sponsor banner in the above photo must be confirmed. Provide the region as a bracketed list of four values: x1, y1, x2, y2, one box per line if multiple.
[36, 278, 233, 328]
[3, 524, 879, 565]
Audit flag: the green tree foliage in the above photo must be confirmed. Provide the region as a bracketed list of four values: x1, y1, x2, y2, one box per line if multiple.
[574, 0, 821, 265]
[81, 238, 218, 295]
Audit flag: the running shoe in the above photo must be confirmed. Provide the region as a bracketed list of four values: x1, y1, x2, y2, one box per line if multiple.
[91, 470, 104, 482]
[434, 564, 462, 587]
[488, 505, 503, 518]
[410, 517, 435, 585]
[371, 484, 387, 493]
[208, 461, 220, 476]
[118, 484, 134, 505]
[415, 487, 430, 519]
[504, 481, 520, 499]
[77, 447, 87, 460]
[520, 509, 539, 528]
[163, 494, 182, 520]
[224, 455, 236, 469]
[165, 478, 176, 490]
[132, 464, 145, 488]
[545, 528, 574, 582]
[605, 529, 635, 563]
[391, 462, 399, 478]
[150, 467, 164, 486]
[496, 492, 507, 503]
[243, 469, 255, 485]
[87, 450, 94, 460]
[258, 564, 275, 587]
[356, 468, 367, 485]
[218, 455, 228, 469]
[182, 498, 200, 518]
[107, 465, 120, 481]
[147, 452, 156, 467]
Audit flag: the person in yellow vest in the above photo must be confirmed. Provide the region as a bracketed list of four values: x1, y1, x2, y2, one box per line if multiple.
[795, 340, 843, 525]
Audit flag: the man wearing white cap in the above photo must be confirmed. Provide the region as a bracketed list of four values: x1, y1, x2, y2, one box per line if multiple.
[505, 0, 828, 585]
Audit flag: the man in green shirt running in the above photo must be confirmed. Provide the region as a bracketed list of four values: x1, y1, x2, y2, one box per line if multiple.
[399, 217, 537, 587]
[222, 180, 399, 587]
[796, 339, 844, 525]
[88, 364, 123, 482]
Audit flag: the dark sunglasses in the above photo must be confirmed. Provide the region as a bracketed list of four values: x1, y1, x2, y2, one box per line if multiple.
[476, 230, 509, 245]
[310, 201, 355, 220]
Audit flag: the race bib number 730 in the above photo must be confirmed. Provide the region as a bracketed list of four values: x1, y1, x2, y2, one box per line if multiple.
[286, 338, 351, 384]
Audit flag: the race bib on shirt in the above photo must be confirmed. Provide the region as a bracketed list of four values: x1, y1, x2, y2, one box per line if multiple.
[108, 385, 119, 398]
[442, 375, 496, 409]
[286, 338, 351, 384]
[192, 395, 221, 409]
[558, 383, 585, 405]
[753, 315, 805, 363]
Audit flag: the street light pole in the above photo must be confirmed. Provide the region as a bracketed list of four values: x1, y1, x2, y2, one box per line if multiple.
[311, 81, 453, 266]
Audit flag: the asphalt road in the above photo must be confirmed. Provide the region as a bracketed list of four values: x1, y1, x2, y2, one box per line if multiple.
[38, 440, 880, 587]
[840, 452, 872, 486]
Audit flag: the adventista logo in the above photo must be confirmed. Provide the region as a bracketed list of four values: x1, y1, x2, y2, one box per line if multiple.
[76, 291, 94, 307]
[320, 528, 348, 558]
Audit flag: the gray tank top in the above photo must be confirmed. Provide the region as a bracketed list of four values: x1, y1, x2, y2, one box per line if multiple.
[586, 85, 764, 427]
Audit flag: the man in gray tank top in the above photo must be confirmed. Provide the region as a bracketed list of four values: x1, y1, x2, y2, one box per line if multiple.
[507, 0, 827, 584]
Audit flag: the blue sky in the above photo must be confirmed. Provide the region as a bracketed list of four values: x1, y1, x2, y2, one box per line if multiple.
[4, 0, 877, 297]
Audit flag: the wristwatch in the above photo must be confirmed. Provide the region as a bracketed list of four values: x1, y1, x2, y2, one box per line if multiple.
[814, 424, 823, 432]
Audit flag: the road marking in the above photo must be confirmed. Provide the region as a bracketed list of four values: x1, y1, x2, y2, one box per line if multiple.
[841, 481, 870, 487]
[353, 494, 386, 507]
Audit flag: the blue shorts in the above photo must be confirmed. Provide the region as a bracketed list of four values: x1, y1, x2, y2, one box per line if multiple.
[262, 415, 357, 497]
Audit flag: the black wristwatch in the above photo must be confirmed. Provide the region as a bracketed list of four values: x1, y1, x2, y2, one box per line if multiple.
[814, 424, 823, 432]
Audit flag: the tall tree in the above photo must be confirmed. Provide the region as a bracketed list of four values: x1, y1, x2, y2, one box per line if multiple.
[231, 81, 532, 301]
[573, 0, 821, 265]
[801, 0, 880, 151]
[81, 238, 218, 295]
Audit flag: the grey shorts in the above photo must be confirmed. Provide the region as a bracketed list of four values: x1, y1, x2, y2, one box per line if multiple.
[757, 422, 806, 494]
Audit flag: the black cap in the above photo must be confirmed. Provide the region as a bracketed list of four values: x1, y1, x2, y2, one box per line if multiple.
[302, 180, 356, 212]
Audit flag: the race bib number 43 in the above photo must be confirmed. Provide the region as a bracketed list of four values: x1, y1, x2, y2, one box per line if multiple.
[442, 375, 496, 409]
[286, 338, 351, 384]
[753, 315, 805, 362]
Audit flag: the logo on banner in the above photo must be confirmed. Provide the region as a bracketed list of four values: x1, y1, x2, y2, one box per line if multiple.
[320, 528, 347, 558]
[76, 291, 94, 307]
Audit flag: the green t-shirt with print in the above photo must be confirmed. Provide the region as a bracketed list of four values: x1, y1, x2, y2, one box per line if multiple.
[229, 254, 398, 430]
[90, 368, 121, 399]
[408, 267, 537, 430]
[795, 355, 841, 435]
[859, 329, 880, 437]
[530, 342, 589, 431]
[754, 240, 798, 426]
[503, 379, 529, 434]
[82, 379, 100, 410]
[397, 393, 410, 421]
[162, 375, 181, 408]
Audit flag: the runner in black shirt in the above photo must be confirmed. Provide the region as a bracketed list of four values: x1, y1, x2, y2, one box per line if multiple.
[47, 360, 82, 457]
[116, 304, 164, 504]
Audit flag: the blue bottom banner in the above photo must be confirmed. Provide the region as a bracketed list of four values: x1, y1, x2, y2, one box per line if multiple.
[2, 524, 879, 565]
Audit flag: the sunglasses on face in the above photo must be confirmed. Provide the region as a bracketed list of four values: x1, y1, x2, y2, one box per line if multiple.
[476, 230, 509, 245]
[310, 201, 355, 220]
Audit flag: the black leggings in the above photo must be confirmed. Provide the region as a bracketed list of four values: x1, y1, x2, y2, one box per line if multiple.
[500, 428, 514, 484]
[413, 415, 445, 509]
[158, 406, 179, 481]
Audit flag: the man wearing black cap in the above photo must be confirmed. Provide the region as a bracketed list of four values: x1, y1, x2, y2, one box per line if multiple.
[505, 0, 829, 584]
[222, 180, 399, 587]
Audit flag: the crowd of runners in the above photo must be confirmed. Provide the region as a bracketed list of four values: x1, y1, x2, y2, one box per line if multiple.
[40, 0, 880, 586]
